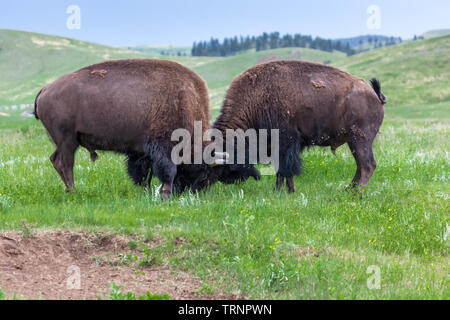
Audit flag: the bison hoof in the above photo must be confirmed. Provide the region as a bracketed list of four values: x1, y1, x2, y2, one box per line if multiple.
[345, 184, 364, 199]
[90, 151, 98, 162]
[160, 190, 171, 201]
[65, 187, 76, 194]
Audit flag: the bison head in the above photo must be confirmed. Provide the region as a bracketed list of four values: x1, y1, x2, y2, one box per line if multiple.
[209, 164, 261, 185]
[127, 150, 261, 195]
[173, 152, 261, 194]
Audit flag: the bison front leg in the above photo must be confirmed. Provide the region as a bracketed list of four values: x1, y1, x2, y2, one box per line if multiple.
[275, 173, 285, 190]
[275, 174, 295, 193]
[157, 163, 176, 201]
[147, 143, 177, 200]
[286, 177, 296, 193]
[348, 137, 377, 196]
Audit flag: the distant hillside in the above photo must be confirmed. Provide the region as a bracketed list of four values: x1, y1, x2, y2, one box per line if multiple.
[0, 29, 150, 106]
[334, 34, 402, 52]
[0, 30, 344, 109]
[0, 29, 448, 112]
[333, 35, 450, 106]
[421, 29, 450, 39]
[191, 32, 404, 59]
[127, 45, 191, 56]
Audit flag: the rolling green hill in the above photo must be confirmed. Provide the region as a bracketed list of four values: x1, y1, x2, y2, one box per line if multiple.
[0, 29, 449, 112]
[334, 35, 450, 106]
[0, 29, 148, 106]
[421, 29, 450, 39]
[0, 30, 345, 111]
[127, 45, 191, 56]
[0, 29, 221, 106]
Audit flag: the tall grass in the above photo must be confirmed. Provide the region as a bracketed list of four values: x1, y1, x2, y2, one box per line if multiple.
[0, 102, 448, 299]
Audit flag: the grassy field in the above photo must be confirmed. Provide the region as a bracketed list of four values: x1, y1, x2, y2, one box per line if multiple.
[333, 35, 450, 107]
[0, 30, 449, 299]
[1, 102, 448, 299]
[1, 30, 448, 112]
[0, 29, 146, 106]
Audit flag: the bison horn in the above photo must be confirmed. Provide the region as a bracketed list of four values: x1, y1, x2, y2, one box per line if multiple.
[214, 152, 229, 160]
[208, 151, 229, 166]
[213, 158, 227, 166]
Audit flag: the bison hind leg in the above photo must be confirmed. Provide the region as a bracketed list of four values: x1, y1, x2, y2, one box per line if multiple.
[347, 136, 377, 195]
[50, 138, 79, 192]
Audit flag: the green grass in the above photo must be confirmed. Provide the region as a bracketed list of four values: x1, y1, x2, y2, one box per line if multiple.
[0, 111, 35, 132]
[0, 102, 448, 299]
[333, 35, 450, 107]
[104, 282, 170, 300]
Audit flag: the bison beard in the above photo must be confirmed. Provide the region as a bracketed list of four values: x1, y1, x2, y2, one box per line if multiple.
[126, 152, 152, 187]
[213, 60, 386, 195]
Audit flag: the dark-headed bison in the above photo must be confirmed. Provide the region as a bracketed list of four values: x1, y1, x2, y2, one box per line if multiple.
[34, 59, 223, 199]
[213, 60, 386, 194]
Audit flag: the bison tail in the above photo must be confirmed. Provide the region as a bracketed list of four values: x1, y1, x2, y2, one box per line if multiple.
[33, 88, 43, 120]
[369, 78, 387, 104]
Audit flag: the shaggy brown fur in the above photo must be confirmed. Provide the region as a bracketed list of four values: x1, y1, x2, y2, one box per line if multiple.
[35, 59, 211, 199]
[213, 60, 385, 193]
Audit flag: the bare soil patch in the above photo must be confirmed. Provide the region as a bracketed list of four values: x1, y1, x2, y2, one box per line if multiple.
[0, 230, 234, 300]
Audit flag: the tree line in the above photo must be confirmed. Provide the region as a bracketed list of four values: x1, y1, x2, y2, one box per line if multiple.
[192, 32, 356, 57]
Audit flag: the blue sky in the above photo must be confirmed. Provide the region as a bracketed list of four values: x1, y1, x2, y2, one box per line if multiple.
[1, 0, 449, 46]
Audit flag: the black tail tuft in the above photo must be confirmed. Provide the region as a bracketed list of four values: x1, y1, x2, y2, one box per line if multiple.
[34, 88, 43, 120]
[369, 78, 387, 104]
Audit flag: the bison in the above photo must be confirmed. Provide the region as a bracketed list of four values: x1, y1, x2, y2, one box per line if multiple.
[34, 59, 225, 199]
[212, 60, 386, 194]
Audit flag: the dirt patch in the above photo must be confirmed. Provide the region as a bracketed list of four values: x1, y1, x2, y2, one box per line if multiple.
[0, 230, 234, 300]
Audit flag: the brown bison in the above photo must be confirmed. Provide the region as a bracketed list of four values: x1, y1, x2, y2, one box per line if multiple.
[212, 60, 386, 193]
[34, 59, 224, 199]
